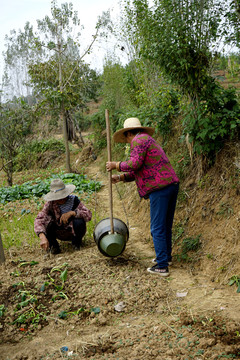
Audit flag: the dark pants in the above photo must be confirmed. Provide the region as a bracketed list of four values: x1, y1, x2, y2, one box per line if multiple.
[149, 183, 179, 268]
[46, 218, 86, 250]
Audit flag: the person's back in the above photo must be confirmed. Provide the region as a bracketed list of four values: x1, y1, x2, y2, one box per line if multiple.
[120, 132, 179, 198]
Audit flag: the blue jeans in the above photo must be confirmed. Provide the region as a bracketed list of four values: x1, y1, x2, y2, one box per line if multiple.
[149, 183, 179, 268]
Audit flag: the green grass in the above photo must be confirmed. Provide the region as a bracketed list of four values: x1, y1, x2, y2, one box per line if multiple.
[0, 201, 101, 249]
[175, 235, 202, 263]
[0, 213, 37, 249]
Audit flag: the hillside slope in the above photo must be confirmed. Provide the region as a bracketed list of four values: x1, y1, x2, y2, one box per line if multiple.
[0, 138, 240, 360]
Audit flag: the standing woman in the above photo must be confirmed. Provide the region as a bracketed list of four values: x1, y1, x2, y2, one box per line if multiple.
[106, 118, 179, 277]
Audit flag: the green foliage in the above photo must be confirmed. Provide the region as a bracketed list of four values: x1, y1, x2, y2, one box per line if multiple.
[217, 202, 234, 218]
[91, 306, 101, 314]
[25, 138, 65, 154]
[0, 305, 6, 318]
[183, 84, 240, 158]
[42, 263, 70, 295]
[0, 212, 36, 249]
[175, 235, 201, 262]
[86, 108, 108, 151]
[29, 60, 100, 112]
[182, 235, 201, 253]
[12, 285, 46, 326]
[14, 138, 66, 171]
[0, 98, 35, 185]
[228, 275, 240, 293]
[26, 0, 103, 118]
[58, 310, 68, 319]
[85, 211, 101, 242]
[90, 108, 106, 132]
[9, 262, 72, 327]
[120, 0, 239, 160]
[75, 112, 93, 132]
[0, 173, 102, 204]
[94, 54, 181, 148]
[172, 222, 186, 244]
[129, 0, 225, 98]
[153, 88, 180, 139]
[131, 85, 180, 141]
[101, 59, 134, 115]
[171, 150, 191, 181]
[225, 1, 240, 48]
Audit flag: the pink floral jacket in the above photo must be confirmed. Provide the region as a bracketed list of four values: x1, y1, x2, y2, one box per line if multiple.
[119, 133, 179, 198]
[34, 196, 92, 236]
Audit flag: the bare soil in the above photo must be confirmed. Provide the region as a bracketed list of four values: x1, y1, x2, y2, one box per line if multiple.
[0, 142, 240, 360]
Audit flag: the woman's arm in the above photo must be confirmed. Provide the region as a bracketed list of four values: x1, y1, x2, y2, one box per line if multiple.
[74, 199, 92, 222]
[106, 135, 148, 173]
[34, 202, 53, 236]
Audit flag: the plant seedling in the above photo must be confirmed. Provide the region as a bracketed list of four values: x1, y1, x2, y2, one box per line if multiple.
[228, 275, 240, 293]
[0, 305, 6, 317]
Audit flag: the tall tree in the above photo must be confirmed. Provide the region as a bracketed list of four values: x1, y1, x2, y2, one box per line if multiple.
[30, 1, 101, 171]
[121, 0, 240, 161]
[28, 58, 100, 145]
[2, 1, 110, 171]
[225, 0, 240, 46]
[126, 0, 228, 101]
[0, 98, 34, 185]
[2, 22, 41, 101]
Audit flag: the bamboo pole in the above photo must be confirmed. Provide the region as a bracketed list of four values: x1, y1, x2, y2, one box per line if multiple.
[105, 109, 114, 234]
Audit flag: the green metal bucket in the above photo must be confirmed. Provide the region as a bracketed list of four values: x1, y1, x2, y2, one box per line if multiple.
[93, 217, 129, 257]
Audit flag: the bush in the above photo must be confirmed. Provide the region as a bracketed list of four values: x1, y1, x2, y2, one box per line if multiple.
[183, 84, 240, 160]
[14, 139, 65, 171]
[26, 139, 65, 153]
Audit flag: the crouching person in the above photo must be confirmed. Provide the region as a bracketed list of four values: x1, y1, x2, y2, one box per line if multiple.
[34, 179, 92, 254]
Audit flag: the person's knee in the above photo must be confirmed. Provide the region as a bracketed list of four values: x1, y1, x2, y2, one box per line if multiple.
[73, 218, 86, 237]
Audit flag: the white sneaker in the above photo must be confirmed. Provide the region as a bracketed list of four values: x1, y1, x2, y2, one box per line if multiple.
[147, 264, 169, 277]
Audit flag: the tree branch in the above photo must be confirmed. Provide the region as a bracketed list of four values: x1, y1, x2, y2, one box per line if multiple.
[62, 27, 100, 91]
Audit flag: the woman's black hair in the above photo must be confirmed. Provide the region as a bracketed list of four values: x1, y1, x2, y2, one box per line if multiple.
[124, 128, 144, 137]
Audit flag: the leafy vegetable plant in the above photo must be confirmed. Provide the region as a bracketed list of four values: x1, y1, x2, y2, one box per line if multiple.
[0, 172, 102, 204]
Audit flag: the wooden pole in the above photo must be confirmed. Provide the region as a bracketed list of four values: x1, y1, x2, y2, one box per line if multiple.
[0, 232, 5, 264]
[105, 109, 114, 234]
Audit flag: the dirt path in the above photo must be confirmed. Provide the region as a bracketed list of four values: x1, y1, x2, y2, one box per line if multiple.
[0, 159, 240, 360]
[88, 162, 240, 320]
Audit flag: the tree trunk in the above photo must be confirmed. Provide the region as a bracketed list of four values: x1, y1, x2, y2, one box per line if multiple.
[65, 110, 84, 147]
[58, 33, 71, 172]
[62, 104, 71, 172]
[0, 233, 5, 264]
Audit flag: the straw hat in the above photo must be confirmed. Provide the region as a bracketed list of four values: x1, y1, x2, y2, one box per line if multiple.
[113, 118, 155, 143]
[44, 179, 76, 201]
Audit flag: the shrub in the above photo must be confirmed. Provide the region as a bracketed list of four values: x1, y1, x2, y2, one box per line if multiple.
[14, 139, 65, 171]
[183, 84, 240, 160]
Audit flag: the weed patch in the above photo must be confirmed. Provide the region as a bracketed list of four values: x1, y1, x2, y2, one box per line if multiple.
[175, 235, 201, 262]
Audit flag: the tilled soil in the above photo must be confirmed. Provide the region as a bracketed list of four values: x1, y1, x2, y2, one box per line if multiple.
[0, 160, 240, 360]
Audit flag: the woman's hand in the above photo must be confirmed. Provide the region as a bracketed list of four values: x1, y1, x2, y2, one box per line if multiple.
[111, 174, 120, 184]
[60, 211, 75, 225]
[39, 233, 49, 251]
[106, 161, 117, 172]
